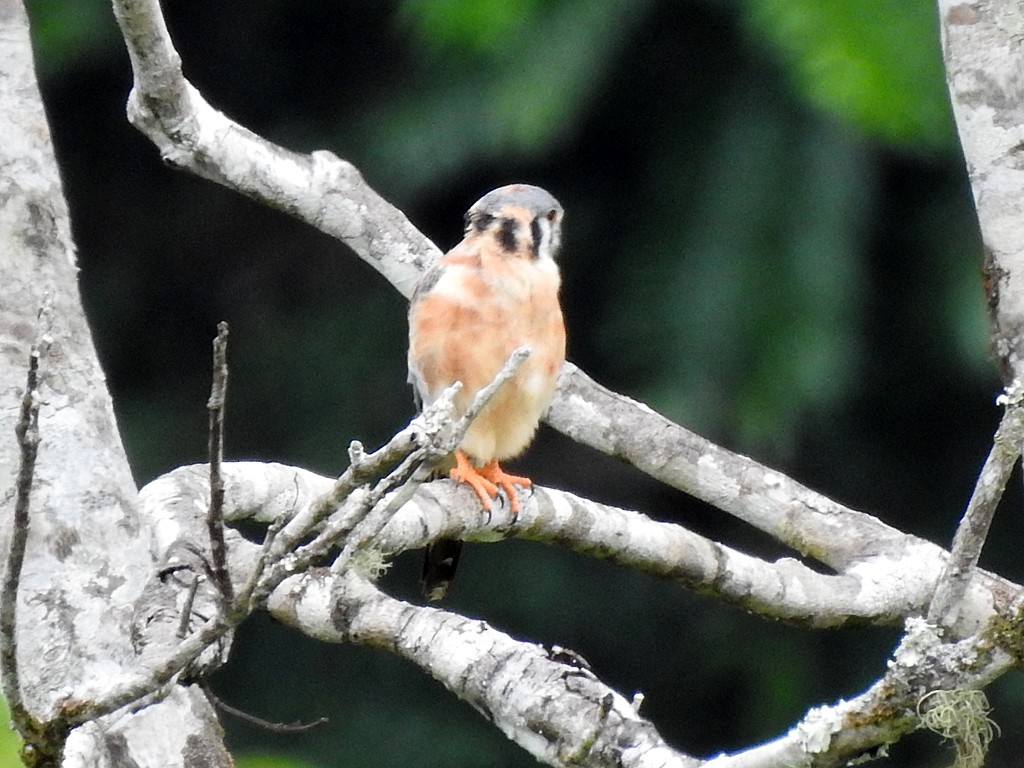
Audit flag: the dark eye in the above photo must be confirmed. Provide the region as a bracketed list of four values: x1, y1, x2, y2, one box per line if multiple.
[473, 213, 496, 231]
[546, 209, 557, 222]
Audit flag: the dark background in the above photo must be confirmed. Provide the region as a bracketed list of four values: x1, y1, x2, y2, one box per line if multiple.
[20, 0, 1023, 765]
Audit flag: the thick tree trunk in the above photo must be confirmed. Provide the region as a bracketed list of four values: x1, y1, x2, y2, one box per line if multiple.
[0, 3, 228, 765]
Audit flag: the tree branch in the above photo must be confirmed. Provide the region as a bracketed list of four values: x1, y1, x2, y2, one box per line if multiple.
[937, 0, 1024, 383]
[929, 397, 1024, 627]
[105, 0, 1024, 763]
[548, 364, 924, 572]
[0, 1, 221, 762]
[266, 572, 1016, 768]
[112, 0, 437, 299]
[139, 460, 1018, 633]
[115, 351, 533, 730]
[703, 618, 1013, 768]
[109, 0, 928, 596]
[2, 342, 44, 741]
[206, 321, 233, 608]
[267, 569, 699, 768]
[136, 452, 1024, 766]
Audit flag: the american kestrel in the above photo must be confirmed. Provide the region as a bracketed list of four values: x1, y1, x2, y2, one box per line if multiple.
[409, 184, 567, 599]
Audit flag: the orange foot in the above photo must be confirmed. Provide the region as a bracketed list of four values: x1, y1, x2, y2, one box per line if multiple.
[449, 450, 532, 512]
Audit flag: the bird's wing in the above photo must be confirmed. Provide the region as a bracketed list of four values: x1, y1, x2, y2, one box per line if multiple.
[407, 262, 446, 412]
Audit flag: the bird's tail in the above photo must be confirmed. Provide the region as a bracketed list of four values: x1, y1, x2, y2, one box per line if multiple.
[421, 538, 463, 601]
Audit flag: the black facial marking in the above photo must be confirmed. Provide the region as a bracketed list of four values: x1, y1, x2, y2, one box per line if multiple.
[497, 217, 518, 252]
[529, 217, 542, 259]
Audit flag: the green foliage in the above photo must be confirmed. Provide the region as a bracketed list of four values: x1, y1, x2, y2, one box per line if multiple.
[236, 755, 323, 768]
[0, 697, 24, 767]
[398, 0, 548, 56]
[25, 0, 121, 76]
[354, 0, 654, 197]
[601, 84, 870, 453]
[739, 0, 954, 149]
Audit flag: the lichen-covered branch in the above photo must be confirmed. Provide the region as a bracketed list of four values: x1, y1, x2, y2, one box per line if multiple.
[264, 573, 1015, 768]
[268, 568, 698, 768]
[938, 0, 1024, 382]
[703, 618, 1013, 768]
[112, 0, 438, 299]
[139, 459, 1018, 634]
[547, 364, 912, 572]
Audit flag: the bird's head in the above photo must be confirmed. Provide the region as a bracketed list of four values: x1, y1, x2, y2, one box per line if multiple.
[464, 184, 564, 263]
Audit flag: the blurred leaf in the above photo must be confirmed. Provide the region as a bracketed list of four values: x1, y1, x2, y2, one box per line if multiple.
[738, 0, 954, 149]
[601, 76, 869, 455]
[0, 697, 23, 767]
[236, 754, 322, 768]
[398, 0, 547, 56]
[26, 0, 122, 77]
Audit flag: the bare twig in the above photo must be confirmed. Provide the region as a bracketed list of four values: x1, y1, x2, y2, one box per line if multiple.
[244, 439, 430, 609]
[1, 345, 43, 736]
[327, 346, 532, 573]
[253, 447, 429, 606]
[269, 422, 427, 560]
[201, 681, 328, 734]
[453, 346, 532, 438]
[233, 514, 285, 617]
[247, 348, 532, 606]
[62, 611, 232, 727]
[259, 385, 468, 573]
[207, 322, 233, 608]
[928, 396, 1024, 627]
[329, 460, 433, 577]
[177, 574, 203, 639]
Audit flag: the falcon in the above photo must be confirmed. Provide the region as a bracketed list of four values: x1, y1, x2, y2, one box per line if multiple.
[408, 183, 566, 599]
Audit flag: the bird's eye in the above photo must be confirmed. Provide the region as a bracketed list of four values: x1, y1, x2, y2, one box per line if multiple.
[546, 209, 558, 222]
[473, 213, 495, 230]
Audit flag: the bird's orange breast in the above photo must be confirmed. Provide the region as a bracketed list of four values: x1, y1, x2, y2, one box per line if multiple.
[408, 243, 565, 462]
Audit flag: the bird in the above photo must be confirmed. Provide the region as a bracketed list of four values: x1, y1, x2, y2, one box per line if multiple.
[408, 183, 567, 600]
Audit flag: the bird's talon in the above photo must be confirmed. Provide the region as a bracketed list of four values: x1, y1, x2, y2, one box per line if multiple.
[450, 450, 498, 509]
[477, 460, 532, 513]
